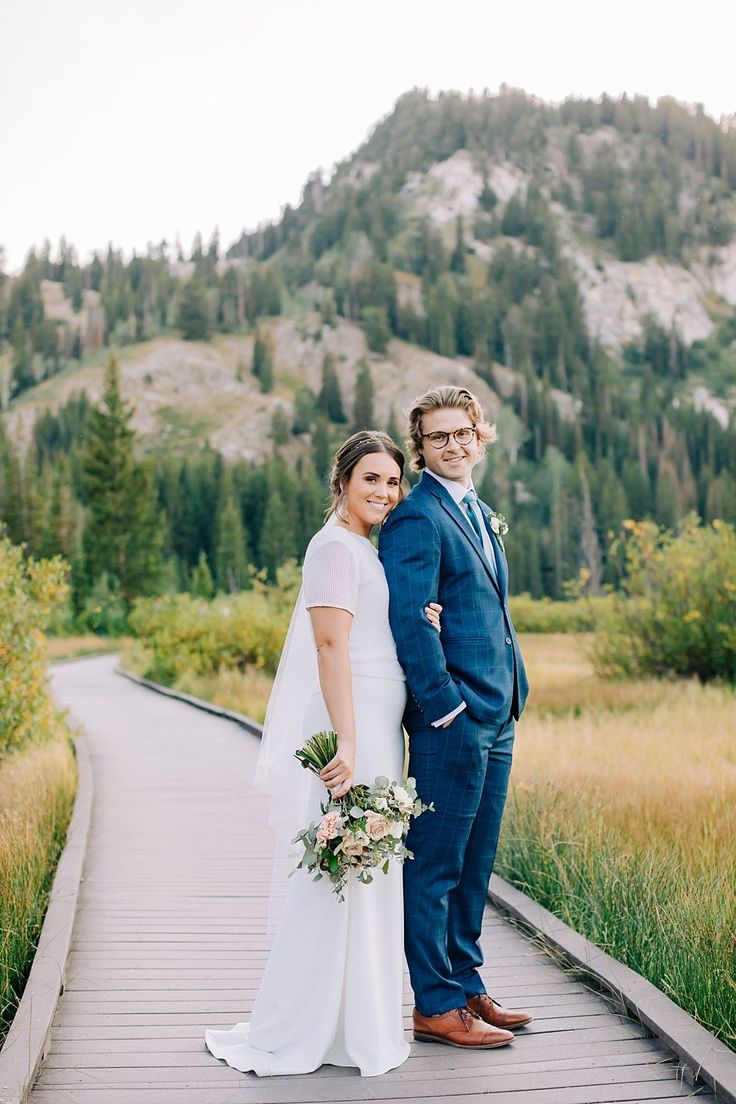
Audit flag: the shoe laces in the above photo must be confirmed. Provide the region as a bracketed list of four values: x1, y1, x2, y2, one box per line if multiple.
[457, 1006, 481, 1031]
[475, 993, 499, 1009]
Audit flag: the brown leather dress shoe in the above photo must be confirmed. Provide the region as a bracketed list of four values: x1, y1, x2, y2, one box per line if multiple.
[467, 992, 533, 1028]
[413, 1006, 515, 1048]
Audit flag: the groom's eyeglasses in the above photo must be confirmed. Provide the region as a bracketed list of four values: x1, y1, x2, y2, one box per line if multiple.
[421, 426, 476, 449]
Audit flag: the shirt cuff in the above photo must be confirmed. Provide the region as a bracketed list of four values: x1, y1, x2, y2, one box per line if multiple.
[431, 701, 467, 727]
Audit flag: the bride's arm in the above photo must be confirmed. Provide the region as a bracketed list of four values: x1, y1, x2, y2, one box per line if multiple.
[308, 605, 356, 798]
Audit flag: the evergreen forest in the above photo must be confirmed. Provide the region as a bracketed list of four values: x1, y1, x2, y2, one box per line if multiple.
[1, 88, 735, 621]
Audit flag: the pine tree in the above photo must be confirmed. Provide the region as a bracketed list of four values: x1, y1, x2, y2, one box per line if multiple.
[214, 494, 249, 592]
[578, 463, 603, 594]
[352, 360, 374, 430]
[176, 278, 210, 340]
[191, 550, 215, 598]
[81, 353, 164, 606]
[385, 407, 402, 449]
[317, 353, 346, 421]
[479, 174, 498, 212]
[251, 327, 274, 393]
[622, 460, 651, 518]
[270, 407, 290, 446]
[311, 416, 333, 481]
[295, 461, 327, 552]
[259, 486, 294, 581]
[360, 306, 390, 354]
[292, 386, 316, 435]
[450, 215, 466, 272]
[654, 462, 680, 529]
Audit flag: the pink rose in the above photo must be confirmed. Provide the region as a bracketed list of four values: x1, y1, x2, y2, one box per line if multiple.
[364, 811, 390, 841]
[318, 810, 343, 840]
[316, 810, 344, 848]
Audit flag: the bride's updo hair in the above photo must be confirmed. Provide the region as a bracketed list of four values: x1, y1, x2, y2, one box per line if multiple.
[328, 430, 406, 521]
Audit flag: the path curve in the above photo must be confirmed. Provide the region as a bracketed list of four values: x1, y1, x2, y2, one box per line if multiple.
[25, 654, 710, 1103]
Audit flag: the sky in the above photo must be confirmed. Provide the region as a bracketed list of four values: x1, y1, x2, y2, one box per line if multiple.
[2, 0, 735, 273]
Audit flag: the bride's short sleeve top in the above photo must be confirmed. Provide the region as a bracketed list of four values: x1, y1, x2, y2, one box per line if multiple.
[303, 526, 405, 682]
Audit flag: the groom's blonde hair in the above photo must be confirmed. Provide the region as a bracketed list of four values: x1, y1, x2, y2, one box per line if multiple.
[406, 385, 497, 472]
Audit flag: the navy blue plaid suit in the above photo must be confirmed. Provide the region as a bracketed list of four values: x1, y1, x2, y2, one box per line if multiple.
[378, 473, 528, 1016]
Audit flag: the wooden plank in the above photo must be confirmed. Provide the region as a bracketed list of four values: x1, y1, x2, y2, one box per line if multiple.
[35, 1063, 682, 1092]
[40, 1047, 669, 1075]
[47, 1036, 661, 1062]
[28, 1092, 713, 1104]
[28, 1068, 709, 1104]
[63, 979, 581, 1000]
[27, 656, 708, 1104]
[45, 1020, 651, 1044]
[59, 987, 586, 1010]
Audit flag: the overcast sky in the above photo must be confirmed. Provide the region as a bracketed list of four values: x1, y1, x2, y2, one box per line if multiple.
[2, 0, 735, 273]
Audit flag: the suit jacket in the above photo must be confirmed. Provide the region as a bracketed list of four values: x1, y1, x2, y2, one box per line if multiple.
[378, 472, 528, 728]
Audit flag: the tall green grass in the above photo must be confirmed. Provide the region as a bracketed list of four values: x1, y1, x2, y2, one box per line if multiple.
[496, 788, 735, 1046]
[501, 633, 736, 1050]
[0, 732, 77, 1043]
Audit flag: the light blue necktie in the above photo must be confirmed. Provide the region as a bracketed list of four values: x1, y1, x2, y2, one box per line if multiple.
[462, 491, 484, 544]
[462, 491, 498, 582]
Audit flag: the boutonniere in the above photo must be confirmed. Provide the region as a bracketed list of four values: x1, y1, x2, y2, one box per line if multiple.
[485, 510, 508, 549]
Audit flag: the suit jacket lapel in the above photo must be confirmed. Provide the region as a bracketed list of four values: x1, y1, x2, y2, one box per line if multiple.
[479, 500, 508, 597]
[417, 475, 502, 598]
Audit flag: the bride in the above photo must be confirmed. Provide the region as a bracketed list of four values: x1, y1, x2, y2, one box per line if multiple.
[204, 430, 441, 1077]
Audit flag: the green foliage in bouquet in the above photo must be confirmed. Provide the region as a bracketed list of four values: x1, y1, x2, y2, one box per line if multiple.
[293, 730, 433, 900]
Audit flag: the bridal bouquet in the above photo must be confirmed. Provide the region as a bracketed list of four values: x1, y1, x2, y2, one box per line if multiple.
[292, 730, 433, 900]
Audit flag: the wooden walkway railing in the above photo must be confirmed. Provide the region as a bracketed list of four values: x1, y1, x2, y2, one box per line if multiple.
[27, 655, 711, 1102]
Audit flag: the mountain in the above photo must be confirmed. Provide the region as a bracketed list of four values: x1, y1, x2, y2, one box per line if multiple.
[1, 88, 735, 600]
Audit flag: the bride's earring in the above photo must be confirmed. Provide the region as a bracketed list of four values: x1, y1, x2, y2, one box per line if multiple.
[337, 490, 349, 522]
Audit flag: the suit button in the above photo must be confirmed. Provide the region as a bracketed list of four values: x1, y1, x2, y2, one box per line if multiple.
[505, 637, 512, 645]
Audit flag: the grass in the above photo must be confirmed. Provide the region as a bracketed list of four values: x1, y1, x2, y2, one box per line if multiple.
[45, 635, 128, 661]
[496, 633, 736, 1048]
[0, 727, 77, 1043]
[130, 630, 735, 1046]
[167, 665, 274, 723]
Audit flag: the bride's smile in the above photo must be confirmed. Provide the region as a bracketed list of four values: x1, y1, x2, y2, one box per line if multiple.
[337, 453, 402, 537]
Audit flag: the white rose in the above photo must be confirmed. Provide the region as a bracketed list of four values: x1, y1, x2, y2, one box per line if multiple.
[392, 785, 414, 814]
[365, 811, 390, 841]
[342, 830, 368, 857]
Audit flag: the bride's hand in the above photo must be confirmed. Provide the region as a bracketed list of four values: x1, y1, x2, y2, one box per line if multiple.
[319, 740, 355, 799]
[425, 602, 442, 632]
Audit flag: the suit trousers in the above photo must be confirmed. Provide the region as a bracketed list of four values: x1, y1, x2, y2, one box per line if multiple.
[402, 706, 515, 1017]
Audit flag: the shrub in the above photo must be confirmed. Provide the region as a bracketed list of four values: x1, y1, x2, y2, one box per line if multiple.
[0, 536, 70, 756]
[75, 572, 129, 636]
[508, 593, 611, 632]
[593, 515, 736, 682]
[128, 562, 300, 684]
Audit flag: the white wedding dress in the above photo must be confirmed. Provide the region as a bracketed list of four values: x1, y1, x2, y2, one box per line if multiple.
[204, 525, 411, 1076]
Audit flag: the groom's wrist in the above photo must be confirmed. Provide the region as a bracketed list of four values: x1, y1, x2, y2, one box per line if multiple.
[431, 701, 466, 728]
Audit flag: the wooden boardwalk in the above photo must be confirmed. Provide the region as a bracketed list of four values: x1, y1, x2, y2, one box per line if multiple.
[31, 653, 710, 1103]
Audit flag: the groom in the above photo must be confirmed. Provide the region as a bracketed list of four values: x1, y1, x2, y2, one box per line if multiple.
[379, 385, 531, 1049]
